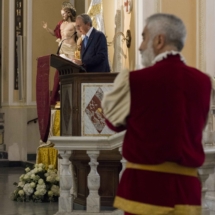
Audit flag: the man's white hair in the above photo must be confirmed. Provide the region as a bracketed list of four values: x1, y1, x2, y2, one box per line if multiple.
[146, 13, 187, 51]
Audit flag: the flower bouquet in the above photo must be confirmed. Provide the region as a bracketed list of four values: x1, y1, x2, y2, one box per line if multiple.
[11, 163, 60, 202]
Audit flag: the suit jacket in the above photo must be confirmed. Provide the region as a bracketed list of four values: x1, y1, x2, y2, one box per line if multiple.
[81, 28, 110, 72]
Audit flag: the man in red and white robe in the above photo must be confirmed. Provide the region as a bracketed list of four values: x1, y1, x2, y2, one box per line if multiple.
[102, 13, 212, 215]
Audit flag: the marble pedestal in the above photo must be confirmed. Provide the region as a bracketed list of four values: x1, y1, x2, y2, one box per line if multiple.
[206, 168, 215, 214]
[199, 146, 215, 215]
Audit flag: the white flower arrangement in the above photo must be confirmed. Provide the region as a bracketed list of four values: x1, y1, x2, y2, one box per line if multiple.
[11, 163, 59, 202]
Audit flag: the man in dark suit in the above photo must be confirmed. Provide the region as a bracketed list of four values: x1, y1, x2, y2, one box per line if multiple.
[73, 14, 110, 72]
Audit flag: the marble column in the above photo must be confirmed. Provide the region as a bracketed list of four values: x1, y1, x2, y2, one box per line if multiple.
[86, 150, 100, 212]
[119, 147, 127, 180]
[58, 150, 73, 212]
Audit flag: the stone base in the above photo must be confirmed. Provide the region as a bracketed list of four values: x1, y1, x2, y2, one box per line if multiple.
[0, 160, 34, 168]
[54, 209, 123, 215]
[209, 211, 215, 215]
[59, 196, 73, 212]
[205, 171, 215, 214]
[206, 192, 215, 212]
[87, 196, 100, 212]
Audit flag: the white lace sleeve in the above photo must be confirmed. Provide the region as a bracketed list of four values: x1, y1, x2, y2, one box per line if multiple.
[101, 69, 130, 127]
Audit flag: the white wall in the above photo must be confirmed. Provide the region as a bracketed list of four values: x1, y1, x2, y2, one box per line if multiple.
[206, 0, 215, 77]
[135, 0, 157, 69]
[1, 0, 40, 160]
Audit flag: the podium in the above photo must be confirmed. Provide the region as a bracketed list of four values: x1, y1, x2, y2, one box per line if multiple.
[50, 55, 121, 207]
[50, 54, 86, 74]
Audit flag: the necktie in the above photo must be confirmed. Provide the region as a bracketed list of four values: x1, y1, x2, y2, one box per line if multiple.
[84, 36, 88, 48]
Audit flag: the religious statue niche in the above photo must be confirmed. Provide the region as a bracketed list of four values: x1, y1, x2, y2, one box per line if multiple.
[14, 0, 23, 90]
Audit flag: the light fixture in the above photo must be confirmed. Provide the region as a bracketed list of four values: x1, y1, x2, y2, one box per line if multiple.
[107, 30, 132, 48]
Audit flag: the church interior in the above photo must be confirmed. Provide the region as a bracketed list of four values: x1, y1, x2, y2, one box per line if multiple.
[1, 0, 215, 215]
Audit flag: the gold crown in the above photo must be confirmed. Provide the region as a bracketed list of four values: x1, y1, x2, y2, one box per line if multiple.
[62, 1, 76, 11]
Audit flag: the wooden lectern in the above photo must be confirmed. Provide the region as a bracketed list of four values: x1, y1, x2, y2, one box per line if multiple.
[50, 54, 86, 74]
[50, 54, 121, 207]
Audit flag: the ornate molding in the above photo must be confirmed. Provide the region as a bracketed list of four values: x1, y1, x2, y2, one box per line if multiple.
[196, 0, 206, 72]
[155, 0, 161, 13]
[112, 0, 126, 72]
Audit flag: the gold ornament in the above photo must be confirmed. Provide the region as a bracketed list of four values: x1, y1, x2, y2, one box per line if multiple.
[61, 1, 76, 11]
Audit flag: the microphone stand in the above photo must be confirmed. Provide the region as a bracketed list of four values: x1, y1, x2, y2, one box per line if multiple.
[56, 32, 77, 55]
[56, 38, 67, 55]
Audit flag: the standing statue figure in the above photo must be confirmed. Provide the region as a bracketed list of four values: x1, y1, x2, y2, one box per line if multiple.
[42, 4, 79, 105]
[39, 3, 79, 200]
[42, 5, 78, 60]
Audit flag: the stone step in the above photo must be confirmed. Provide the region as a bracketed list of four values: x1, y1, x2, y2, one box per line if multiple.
[0, 151, 37, 161]
[0, 151, 8, 159]
[0, 159, 35, 168]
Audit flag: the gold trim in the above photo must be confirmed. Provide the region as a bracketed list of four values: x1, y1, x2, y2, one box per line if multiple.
[126, 162, 198, 177]
[36, 147, 58, 170]
[52, 110, 60, 136]
[114, 196, 201, 215]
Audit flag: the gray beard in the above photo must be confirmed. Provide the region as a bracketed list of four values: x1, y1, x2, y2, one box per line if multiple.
[140, 40, 155, 67]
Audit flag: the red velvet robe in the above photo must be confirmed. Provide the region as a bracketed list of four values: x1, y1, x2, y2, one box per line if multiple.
[104, 54, 212, 215]
[54, 20, 63, 39]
